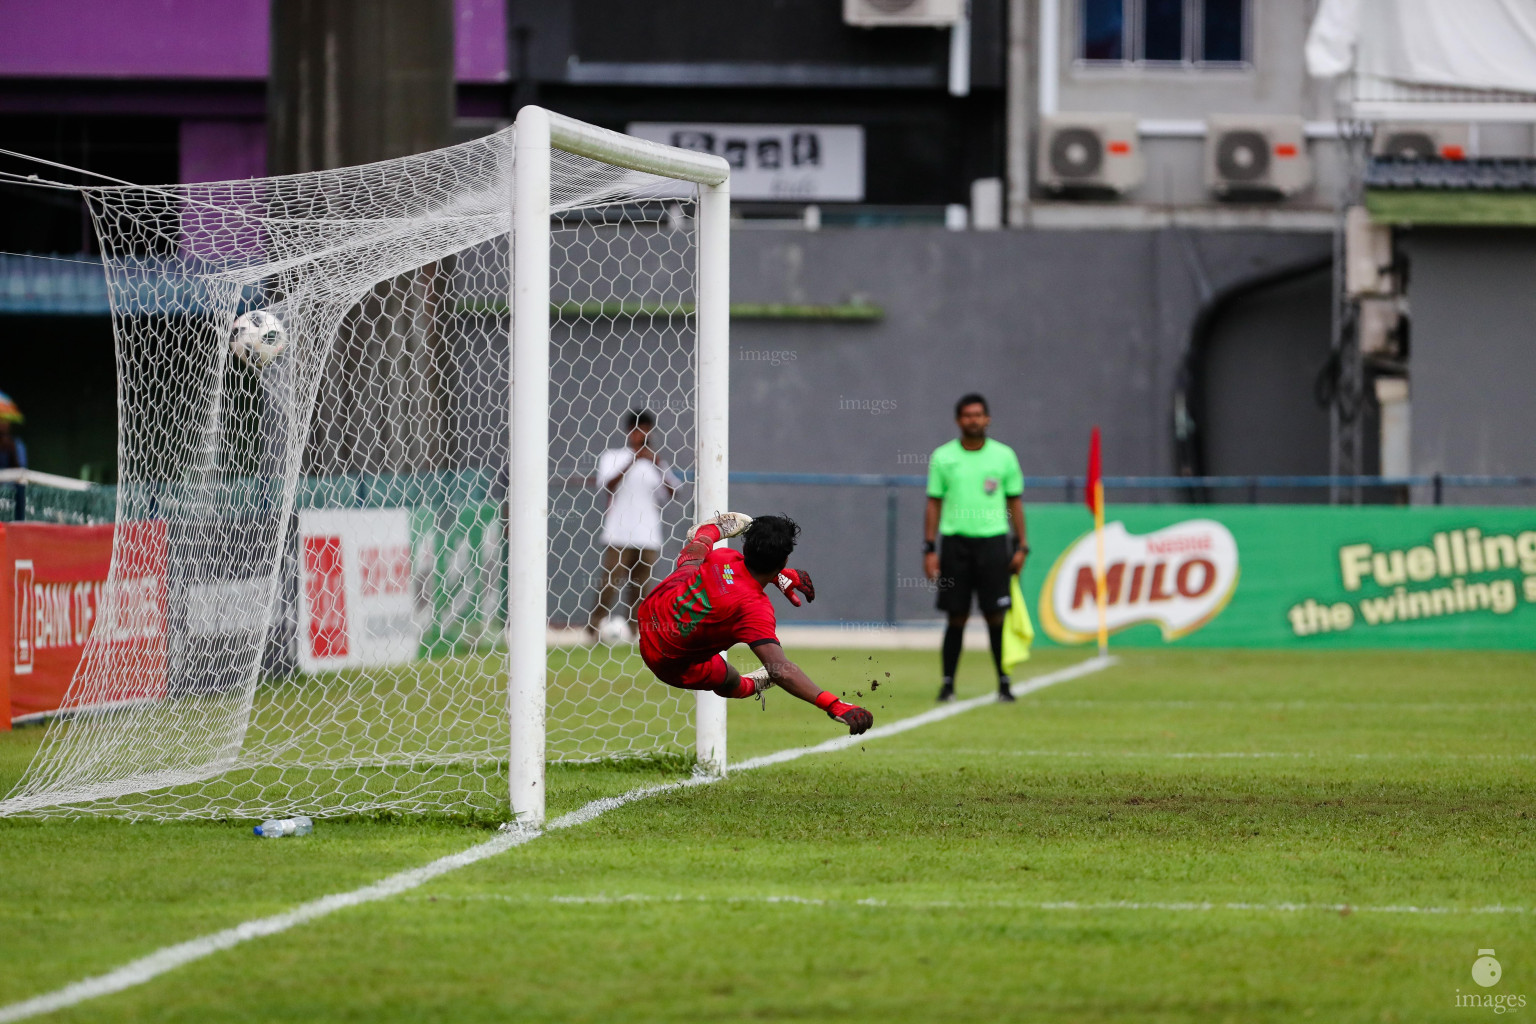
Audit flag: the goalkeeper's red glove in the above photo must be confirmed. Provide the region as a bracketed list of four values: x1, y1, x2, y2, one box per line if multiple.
[775, 568, 815, 607]
[815, 691, 873, 735]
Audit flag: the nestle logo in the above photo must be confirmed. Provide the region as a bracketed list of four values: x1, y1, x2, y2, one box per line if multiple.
[1146, 535, 1214, 556]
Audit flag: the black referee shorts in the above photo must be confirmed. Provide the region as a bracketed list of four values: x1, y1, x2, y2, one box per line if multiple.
[936, 534, 1013, 615]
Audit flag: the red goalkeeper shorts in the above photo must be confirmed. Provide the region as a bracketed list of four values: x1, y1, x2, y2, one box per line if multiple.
[643, 650, 731, 691]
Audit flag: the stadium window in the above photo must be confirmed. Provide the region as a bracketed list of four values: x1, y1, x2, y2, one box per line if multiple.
[1081, 0, 1125, 61]
[1078, 0, 1249, 67]
[1200, 0, 1245, 63]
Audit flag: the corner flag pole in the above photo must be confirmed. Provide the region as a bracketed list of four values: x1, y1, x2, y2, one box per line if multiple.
[1093, 481, 1107, 656]
[1086, 427, 1107, 656]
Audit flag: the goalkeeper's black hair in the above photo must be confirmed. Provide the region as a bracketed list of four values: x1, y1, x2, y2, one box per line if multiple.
[742, 514, 799, 575]
[955, 393, 989, 418]
[622, 409, 656, 431]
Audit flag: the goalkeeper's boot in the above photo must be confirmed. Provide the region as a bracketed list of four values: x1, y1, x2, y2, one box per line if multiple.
[687, 511, 753, 544]
[936, 679, 955, 703]
[744, 666, 775, 704]
[997, 677, 1016, 703]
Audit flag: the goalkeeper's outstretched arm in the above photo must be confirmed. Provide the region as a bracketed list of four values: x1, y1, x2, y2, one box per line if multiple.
[752, 642, 873, 735]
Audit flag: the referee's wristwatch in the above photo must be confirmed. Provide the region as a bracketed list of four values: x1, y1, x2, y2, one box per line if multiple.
[922, 540, 936, 555]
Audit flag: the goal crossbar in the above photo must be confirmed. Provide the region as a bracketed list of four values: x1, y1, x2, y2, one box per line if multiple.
[546, 111, 730, 187]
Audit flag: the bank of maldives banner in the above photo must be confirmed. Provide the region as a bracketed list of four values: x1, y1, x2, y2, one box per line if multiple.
[1025, 505, 1536, 649]
[1, 521, 169, 727]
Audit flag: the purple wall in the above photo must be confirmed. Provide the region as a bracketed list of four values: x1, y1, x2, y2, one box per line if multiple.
[455, 0, 507, 83]
[0, 0, 506, 81]
[180, 119, 265, 181]
[0, 0, 270, 79]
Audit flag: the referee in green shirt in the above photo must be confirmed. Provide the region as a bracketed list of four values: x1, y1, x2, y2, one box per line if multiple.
[923, 393, 1028, 702]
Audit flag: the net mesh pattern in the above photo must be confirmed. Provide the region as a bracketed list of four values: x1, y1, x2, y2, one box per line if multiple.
[0, 126, 701, 820]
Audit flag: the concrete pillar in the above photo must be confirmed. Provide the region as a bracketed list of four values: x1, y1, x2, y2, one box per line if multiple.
[268, 0, 454, 174]
[266, 1, 456, 477]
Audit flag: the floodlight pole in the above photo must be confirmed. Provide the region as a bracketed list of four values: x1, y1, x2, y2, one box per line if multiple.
[509, 105, 551, 828]
[694, 177, 731, 776]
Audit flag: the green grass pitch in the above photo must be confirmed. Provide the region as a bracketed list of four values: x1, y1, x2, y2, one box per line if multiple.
[1, 648, 1533, 1022]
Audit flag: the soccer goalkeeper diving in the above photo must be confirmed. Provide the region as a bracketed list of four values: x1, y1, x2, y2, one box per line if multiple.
[636, 512, 874, 736]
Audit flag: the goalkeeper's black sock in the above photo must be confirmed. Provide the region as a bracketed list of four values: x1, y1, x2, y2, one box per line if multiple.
[941, 622, 964, 679]
[986, 619, 1005, 678]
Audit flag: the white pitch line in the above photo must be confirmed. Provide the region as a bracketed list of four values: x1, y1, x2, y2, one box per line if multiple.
[405, 892, 1535, 917]
[1036, 699, 1536, 712]
[868, 748, 1536, 761]
[0, 656, 1114, 1023]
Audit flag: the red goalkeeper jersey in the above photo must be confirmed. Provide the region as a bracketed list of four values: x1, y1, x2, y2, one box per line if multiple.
[638, 547, 779, 662]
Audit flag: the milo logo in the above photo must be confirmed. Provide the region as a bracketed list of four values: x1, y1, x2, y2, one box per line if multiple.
[1039, 519, 1240, 643]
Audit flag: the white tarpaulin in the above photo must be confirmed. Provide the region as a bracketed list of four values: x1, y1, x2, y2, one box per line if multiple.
[1307, 0, 1536, 93]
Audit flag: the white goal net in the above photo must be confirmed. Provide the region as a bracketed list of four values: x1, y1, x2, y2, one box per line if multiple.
[1, 109, 730, 822]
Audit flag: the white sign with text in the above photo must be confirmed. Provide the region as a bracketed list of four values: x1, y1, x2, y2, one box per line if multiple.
[296, 509, 422, 673]
[627, 122, 865, 201]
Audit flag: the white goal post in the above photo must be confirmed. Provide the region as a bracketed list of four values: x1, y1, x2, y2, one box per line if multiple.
[510, 108, 731, 827]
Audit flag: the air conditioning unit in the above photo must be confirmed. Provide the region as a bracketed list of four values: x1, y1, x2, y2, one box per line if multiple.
[843, 0, 963, 27]
[1205, 115, 1311, 199]
[1037, 114, 1143, 196]
[1372, 123, 1470, 160]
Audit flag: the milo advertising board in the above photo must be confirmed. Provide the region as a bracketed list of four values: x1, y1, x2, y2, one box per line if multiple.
[1024, 505, 1536, 649]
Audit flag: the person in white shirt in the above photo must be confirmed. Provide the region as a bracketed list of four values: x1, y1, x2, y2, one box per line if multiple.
[588, 409, 684, 640]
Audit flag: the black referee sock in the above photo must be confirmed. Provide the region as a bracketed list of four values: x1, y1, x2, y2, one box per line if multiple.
[986, 619, 1005, 678]
[941, 621, 964, 680]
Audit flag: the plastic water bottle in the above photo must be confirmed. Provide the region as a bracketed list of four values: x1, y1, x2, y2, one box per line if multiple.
[254, 815, 313, 838]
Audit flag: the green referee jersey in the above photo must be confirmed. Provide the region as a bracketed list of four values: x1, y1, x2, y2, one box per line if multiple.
[926, 438, 1024, 538]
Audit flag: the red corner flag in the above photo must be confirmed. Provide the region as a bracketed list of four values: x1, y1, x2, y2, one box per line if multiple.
[1086, 427, 1107, 655]
[1086, 426, 1103, 517]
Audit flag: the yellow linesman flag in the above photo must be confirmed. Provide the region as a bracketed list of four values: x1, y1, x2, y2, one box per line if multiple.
[1001, 574, 1035, 674]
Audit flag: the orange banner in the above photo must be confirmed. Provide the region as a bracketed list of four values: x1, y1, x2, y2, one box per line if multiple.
[0, 521, 168, 727]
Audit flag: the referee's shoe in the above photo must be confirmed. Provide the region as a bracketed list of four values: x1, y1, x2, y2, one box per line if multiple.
[936, 677, 1016, 702]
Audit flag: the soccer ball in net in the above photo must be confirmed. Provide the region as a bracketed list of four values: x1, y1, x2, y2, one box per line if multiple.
[229, 310, 288, 368]
[597, 616, 634, 646]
